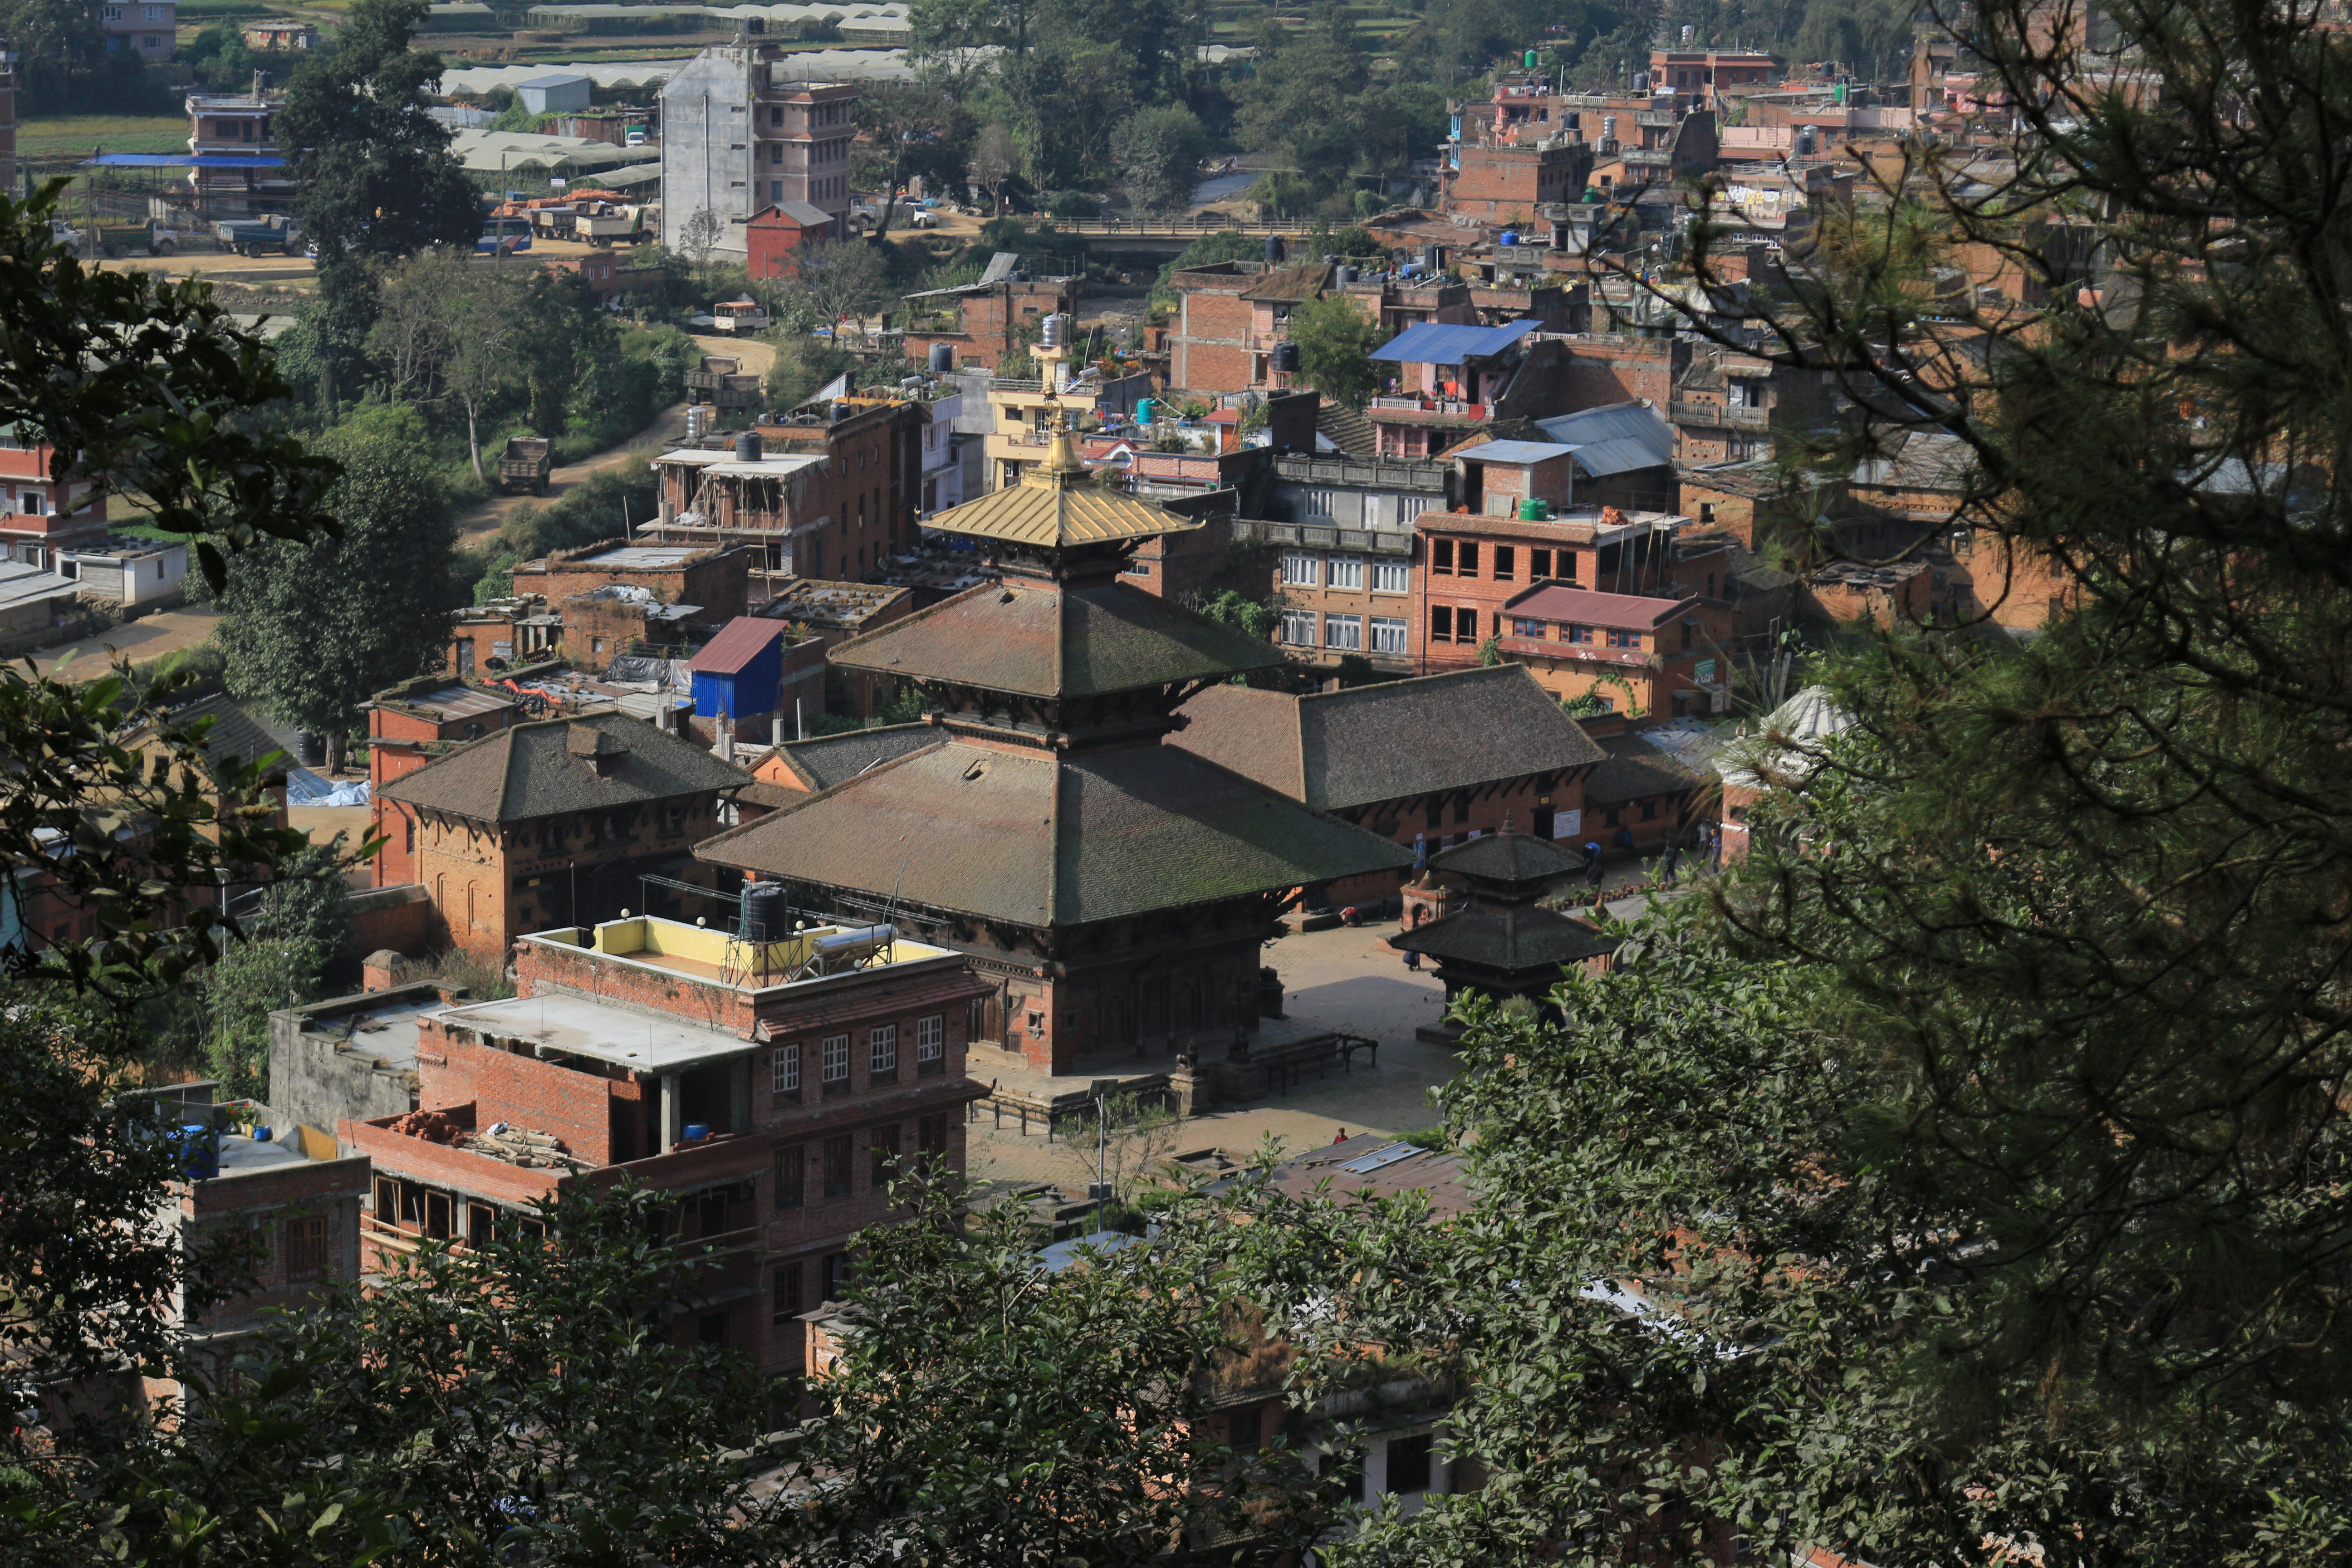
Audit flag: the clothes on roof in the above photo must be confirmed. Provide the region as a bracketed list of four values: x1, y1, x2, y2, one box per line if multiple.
[1371, 317, 1541, 365]
[1174, 665, 1605, 814]
[696, 737, 1412, 927]
[379, 711, 753, 823]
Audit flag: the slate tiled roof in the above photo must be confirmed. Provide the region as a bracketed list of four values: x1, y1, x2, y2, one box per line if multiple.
[1315, 400, 1377, 458]
[1389, 904, 1621, 970]
[1427, 826, 1583, 884]
[1583, 731, 1710, 806]
[760, 723, 944, 791]
[694, 739, 1411, 927]
[1176, 666, 1605, 813]
[1240, 262, 1334, 302]
[831, 576, 1282, 700]
[380, 711, 751, 823]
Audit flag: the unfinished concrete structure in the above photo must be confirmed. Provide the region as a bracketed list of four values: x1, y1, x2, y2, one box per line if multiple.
[658, 32, 855, 257]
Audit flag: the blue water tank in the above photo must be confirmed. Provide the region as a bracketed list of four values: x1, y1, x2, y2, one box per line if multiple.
[683, 1122, 711, 1144]
[1136, 397, 1156, 426]
[176, 1123, 219, 1181]
[1500, 229, 1520, 248]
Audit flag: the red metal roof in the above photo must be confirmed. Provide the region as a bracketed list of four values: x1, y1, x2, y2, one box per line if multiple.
[689, 616, 787, 676]
[1501, 583, 1692, 628]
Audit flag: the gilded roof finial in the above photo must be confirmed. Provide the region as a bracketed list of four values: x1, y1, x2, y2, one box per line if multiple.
[1027, 400, 1092, 489]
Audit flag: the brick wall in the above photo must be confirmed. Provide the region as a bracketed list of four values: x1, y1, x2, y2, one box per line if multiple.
[1171, 275, 1255, 393]
[1446, 142, 1591, 224]
[1554, 336, 1686, 411]
[417, 1021, 623, 1166]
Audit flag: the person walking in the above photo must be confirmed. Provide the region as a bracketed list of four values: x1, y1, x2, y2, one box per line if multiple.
[1661, 838, 1682, 883]
[1585, 839, 1606, 890]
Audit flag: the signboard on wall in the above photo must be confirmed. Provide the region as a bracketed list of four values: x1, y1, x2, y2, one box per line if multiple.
[1553, 808, 1582, 839]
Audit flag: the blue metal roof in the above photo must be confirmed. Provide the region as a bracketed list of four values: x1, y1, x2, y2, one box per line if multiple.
[1370, 317, 1541, 366]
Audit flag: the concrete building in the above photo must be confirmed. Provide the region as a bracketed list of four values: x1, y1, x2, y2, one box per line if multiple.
[0, 429, 109, 568]
[1492, 583, 1732, 718]
[510, 539, 753, 673]
[183, 83, 294, 220]
[339, 911, 989, 1377]
[240, 19, 318, 49]
[59, 537, 188, 612]
[659, 34, 855, 257]
[372, 710, 760, 959]
[516, 71, 593, 114]
[99, 0, 177, 56]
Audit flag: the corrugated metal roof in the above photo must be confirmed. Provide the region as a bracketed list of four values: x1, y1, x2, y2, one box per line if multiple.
[1535, 401, 1674, 477]
[1459, 438, 1576, 465]
[689, 616, 786, 676]
[1370, 317, 1541, 365]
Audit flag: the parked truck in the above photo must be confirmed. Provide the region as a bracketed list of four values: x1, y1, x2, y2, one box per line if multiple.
[577, 208, 639, 246]
[496, 436, 552, 496]
[215, 216, 300, 257]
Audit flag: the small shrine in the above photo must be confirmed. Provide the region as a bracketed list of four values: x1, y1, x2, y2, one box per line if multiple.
[1388, 822, 1619, 1043]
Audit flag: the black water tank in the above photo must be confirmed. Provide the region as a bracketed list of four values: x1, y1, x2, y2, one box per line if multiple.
[297, 729, 325, 768]
[742, 882, 784, 940]
[735, 429, 762, 462]
[1336, 264, 1357, 285]
[1264, 235, 1283, 264]
[1273, 342, 1301, 374]
[927, 341, 954, 372]
[829, 401, 849, 423]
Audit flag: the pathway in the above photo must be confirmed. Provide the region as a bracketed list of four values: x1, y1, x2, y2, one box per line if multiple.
[453, 335, 775, 548]
[27, 604, 220, 681]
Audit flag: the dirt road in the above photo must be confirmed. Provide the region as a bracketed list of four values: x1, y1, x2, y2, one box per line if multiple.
[452, 335, 774, 547]
[29, 604, 221, 681]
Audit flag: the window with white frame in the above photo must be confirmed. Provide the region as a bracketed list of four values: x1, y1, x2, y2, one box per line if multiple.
[915, 1014, 945, 1073]
[1323, 614, 1363, 651]
[1371, 561, 1410, 594]
[1280, 552, 1319, 587]
[820, 1033, 851, 1087]
[1301, 486, 1339, 519]
[1397, 495, 1431, 524]
[1327, 557, 1364, 591]
[869, 1024, 898, 1079]
[1280, 608, 1318, 646]
[1371, 616, 1409, 654]
[771, 1041, 802, 1097]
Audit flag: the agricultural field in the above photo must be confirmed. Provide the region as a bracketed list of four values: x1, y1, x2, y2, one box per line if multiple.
[17, 115, 190, 158]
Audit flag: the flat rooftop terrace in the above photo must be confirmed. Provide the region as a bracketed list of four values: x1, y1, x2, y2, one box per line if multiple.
[519, 911, 962, 998]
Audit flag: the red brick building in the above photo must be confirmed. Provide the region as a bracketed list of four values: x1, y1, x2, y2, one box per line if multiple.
[647, 399, 926, 582]
[1174, 665, 1605, 906]
[1444, 139, 1592, 226]
[0, 430, 108, 568]
[509, 539, 752, 673]
[899, 273, 1087, 373]
[1491, 582, 1732, 718]
[340, 911, 989, 1377]
[372, 711, 758, 960]
[746, 199, 838, 280]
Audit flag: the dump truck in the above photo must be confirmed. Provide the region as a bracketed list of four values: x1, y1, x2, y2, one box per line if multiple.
[216, 216, 300, 257]
[683, 354, 762, 414]
[496, 436, 552, 496]
[577, 208, 639, 246]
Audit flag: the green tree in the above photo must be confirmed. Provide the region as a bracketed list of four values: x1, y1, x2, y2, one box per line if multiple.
[771, 1176, 1279, 1563]
[1286, 293, 1386, 412]
[200, 842, 357, 1098]
[15, 1183, 782, 1562]
[275, 0, 480, 409]
[215, 405, 466, 773]
[1111, 104, 1207, 216]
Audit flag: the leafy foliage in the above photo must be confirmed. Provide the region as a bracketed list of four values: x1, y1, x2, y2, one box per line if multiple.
[1287, 293, 1388, 412]
[1111, 104, 1208, 216]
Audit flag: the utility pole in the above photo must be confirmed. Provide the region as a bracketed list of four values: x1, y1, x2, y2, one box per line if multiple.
[1088, 1077, 1117, 1234]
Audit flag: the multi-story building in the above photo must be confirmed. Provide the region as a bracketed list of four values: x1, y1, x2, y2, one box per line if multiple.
[900, 271, 1090, 375]
[100, 0, 177, 57]
[0, 430, 109, 568]
[1647, 47, 1778, 104]
[647, 399, 927, 582]
[121, 1079, 370, 1405]
[508, 539, 753, 672]
[1365, 318, 1559, 458]
[339, 909, 990, 1378]
[1444, 137, 1592, 226]
[372, 710, 759, 959]
[659, 33, 854, 257]
[1246, 453, 1450, 676]
[1491, 582, 1732, 718]
[184, 83, 294, 220]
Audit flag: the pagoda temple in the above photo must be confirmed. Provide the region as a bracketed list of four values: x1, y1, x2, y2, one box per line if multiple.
[697, 416, 1413, 1073]
[1387, 824, 1619, 1041]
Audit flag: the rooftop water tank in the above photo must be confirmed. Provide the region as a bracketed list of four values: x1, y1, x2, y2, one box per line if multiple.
[742, 881, 784, 940]
[829, 400, 850, 423]
[735, 429, 762, 463]
[1040, 312, 1067, 348]
[1336, 263, 1357, 285]
[1519, 498, 1552, 521]
[1499, 229, 1520, 248]
[1136, 397, 1156, 426]
[927, 341, 954, 372]
[1272, 341, 1301, 374]
[1264, 235, 1282, 264]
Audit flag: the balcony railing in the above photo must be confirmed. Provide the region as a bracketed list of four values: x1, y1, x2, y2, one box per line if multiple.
[1234, 519, 1414, 555]
[1370, 396, 1490, 420]
[1670, 400, 1769, 429]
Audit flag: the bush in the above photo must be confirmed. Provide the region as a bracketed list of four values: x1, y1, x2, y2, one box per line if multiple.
[1049, 190, 1102, 219]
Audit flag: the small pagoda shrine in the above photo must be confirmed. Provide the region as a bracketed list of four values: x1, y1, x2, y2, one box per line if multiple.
[697, 413, 1413, 1073]
[1387, 823, 1619, 1043]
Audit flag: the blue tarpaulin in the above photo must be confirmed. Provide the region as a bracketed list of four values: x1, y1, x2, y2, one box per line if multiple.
[78, 154, 286, 168]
